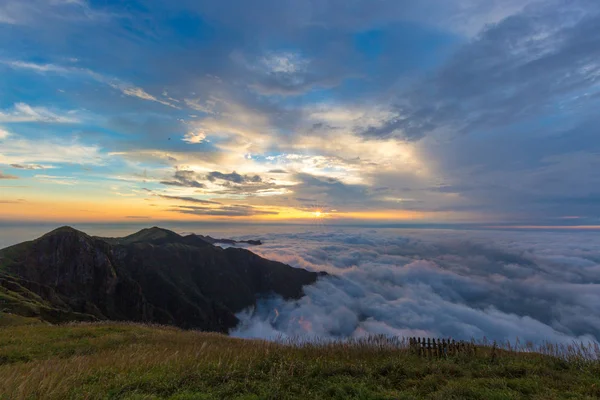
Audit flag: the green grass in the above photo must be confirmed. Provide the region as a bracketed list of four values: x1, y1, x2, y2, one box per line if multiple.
[0, 312, 44, 328]
[0, 322, 599, 400]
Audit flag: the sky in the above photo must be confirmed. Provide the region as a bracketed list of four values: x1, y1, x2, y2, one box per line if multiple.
[1, 0, 600, 225]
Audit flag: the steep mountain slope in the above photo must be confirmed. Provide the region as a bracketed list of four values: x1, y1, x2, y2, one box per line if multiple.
[0, 227, 323, 332]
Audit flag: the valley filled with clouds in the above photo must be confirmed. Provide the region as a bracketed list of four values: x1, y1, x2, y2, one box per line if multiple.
[232, 227, 600, 344]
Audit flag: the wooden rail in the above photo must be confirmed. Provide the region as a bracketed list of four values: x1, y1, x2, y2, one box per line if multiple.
[409, 337, 477, 357]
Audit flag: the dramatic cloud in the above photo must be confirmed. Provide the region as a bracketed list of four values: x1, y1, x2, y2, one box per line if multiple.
[1, 0, 600, 223]
[232, 228, 600, 344]
[367, 0, 600, 140]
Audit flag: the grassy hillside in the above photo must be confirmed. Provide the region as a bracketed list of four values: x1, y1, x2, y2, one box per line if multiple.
[0, 320, 599, 399]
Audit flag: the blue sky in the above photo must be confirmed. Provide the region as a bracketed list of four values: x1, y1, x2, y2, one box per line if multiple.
[1, 0, 600, 225]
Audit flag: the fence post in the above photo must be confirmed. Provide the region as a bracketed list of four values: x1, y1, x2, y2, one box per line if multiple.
[417, 338, 422, 356]
[426, 338, 431, 358]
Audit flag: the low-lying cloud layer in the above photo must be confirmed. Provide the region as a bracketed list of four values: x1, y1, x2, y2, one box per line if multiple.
[231, 228, 600, 344]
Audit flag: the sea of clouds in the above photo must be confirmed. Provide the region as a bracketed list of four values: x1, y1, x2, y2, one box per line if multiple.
[229, 228, 600, 345]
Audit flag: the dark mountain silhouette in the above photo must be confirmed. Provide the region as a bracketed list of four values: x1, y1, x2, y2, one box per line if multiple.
[0, 226, 323, 332]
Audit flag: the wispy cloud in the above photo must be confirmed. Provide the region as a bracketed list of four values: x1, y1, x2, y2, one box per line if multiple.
[4, 60, 180, 109]
[34, 174, 77, 185]
[9, 163, 55, 170]
[114, 86, 180, 109]
[0, 129, 104, 166]
[0, 0, 118, 26]
[0, 11, 16, 24]
[3, 60, 72, 73]
[157, 194, 221, 205]
[172, 204, 278, 217]
[0, 171, 18, 180]
[184, 98, 216, 114]
[0, 103, 79, 123]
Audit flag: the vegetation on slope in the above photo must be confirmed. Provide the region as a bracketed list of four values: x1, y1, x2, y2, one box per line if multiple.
[0, 226, 322, 331]
[0, 321, 599, 400]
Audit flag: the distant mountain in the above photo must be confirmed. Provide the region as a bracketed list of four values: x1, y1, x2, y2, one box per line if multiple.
[191, 234, 263, 246]
[0, 227, 323, 332]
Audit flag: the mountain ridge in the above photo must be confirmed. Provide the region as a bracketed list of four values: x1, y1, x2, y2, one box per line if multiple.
[0, 226, 323, 332]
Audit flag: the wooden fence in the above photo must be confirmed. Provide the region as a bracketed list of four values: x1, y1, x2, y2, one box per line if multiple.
[409, 337, 478, 357]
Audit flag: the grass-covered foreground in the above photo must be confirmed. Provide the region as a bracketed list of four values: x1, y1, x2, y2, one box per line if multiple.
[0, 321, 599, 400]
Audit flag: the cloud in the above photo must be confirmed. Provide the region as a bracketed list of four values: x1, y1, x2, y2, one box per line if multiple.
[157, 194, 221, 205]
[182, 131, 207, 144]
[234, 50, 347, 96]
[160, 170, 205, 188]
[9, 163, 54, 170]
[0, 0, 117, 26]
[232, 228, 600, 344]
[367, 0, 600, 140]
[0, 131, 104, 166]
[116, 86, 180, 109]
[171, 204, 278, 217]
[2, 0, 600, 224]
[2, 61, 72, 73]
[4, 61, 179, 109]
[0, 171, 18, 180]
[0, 103, 79, 123]
[180, 0, 534, 42]
[207, 171, 262, 184]
[0, 11, 16, 24]
[290, 173, 370, 206]
[184, 98, 216, 114]
[34, 174, 77, 185]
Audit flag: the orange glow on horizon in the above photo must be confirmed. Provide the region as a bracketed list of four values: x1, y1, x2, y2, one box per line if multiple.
[0, 197, 464, 224]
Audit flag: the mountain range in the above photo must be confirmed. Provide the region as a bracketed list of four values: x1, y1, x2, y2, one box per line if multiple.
[0, 226, 324, 332]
